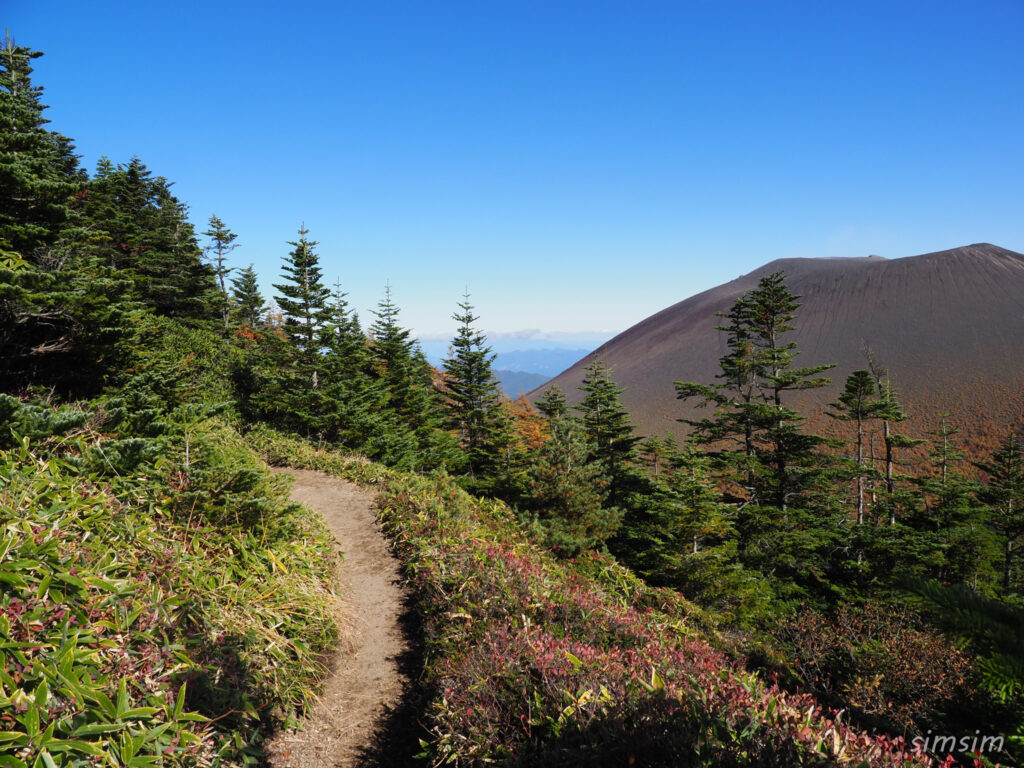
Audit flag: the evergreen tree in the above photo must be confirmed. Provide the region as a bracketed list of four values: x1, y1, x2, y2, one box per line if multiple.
[229, 264, 265, 327]
[81, 157, 218, 322]
[272, 225, 331, 373]
[524, 414, 615, 557]
[636, 438, 768, 619]
[976, 434, 1024, 593]
[871, 372, 921, 513]
[0, 36, 82, 261]
[909, 416, 1000, 590]
[0, 254, 134, 395]
[316, 279, 384, 449]
[575, 360, 640, 498]
[828, 369, 883, 527]
[326, 279, 367, 378]
[441, 293, 507, 483]
[368, 284, 453, 469]
[676, 272, 841, 601]
[202, 215, 238, 334]
[535, 384, 569, 419]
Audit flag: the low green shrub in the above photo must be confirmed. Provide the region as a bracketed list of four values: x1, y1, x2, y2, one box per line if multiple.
[0, 400, 339, 766]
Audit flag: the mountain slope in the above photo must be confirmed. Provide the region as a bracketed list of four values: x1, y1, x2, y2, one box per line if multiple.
[537, 244, 1024, 456]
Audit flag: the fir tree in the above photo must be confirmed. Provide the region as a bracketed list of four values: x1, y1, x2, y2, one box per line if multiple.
[0, 36, 83, 261]
[441, 293, 507, 483]
[910, 416, 1000, 589]
[81, 157, 218, 322]
[574, 359, 641, 509]
[976, 434, 1024, 593]
[230, 264, 265, 327]
[524, 415, 615, 557]
[535, 384, 569, 419]
[638, 438, 768, 619]
[676, 272, 841, 600]
[272, 225, 331, 373]
[828, 369, 883, 526]
[326, 279, 367, 378]
[368, 284, 453, 469]
[202, 215, 238, 334]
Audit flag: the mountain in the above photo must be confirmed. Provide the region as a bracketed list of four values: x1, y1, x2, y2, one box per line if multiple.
[494, 370, 550, 397]
[535, 244, 1024, 457]
[493, 348, 592, 375]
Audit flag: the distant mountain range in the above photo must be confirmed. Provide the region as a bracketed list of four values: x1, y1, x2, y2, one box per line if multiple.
[536, 243, 1024, 458]
[493, 348, 592, 375]
[494, 370, 550, 398]
[420, 341, 591, 398]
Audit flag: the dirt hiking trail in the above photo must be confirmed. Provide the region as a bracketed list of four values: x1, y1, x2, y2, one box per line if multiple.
[265, 469, 416, 768]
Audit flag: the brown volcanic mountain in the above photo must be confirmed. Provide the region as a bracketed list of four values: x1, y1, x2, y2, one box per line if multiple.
[536, 244, 1024, 457]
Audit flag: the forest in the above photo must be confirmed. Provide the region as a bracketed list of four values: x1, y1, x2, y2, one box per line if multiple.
[2, 36, 1022, 767]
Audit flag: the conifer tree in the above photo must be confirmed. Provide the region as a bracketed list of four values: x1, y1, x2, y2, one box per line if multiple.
[524, 414, 615, 556]
[272, 225, 331, 374]
[574, 359, 641, 509]
[828, 369, 883, 526]
[368, 285, 453, 469]
[976, 434, 1024, 593]
[535, 384, 568, 419]
[442, 293, 507, 482]
[230, 265, 265, 327]
[81, 157, 218, 322]
[368, 283, 413, 376]
[635, 438, 768, 619]
[910, 416, 999, 589]
[676, 272, 841, 600]
[202, 215, 238, 334]
[326, 279, 367, 378]
[0, 36, 82, 260]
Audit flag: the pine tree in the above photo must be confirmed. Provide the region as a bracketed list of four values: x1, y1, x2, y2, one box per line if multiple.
[229, 265, 265, 327]
[0, 36, 82, 261]
[202, 215, 238, 334]
[441, 293, 507, 483]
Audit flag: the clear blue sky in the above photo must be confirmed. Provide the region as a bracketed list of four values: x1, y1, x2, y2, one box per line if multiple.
[9, 1, 1024, 341]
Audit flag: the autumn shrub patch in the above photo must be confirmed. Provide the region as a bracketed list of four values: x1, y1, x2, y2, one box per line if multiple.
[255, 429, 953, 767]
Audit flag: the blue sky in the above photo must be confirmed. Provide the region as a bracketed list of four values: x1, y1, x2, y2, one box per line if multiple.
[9, 1, 1024, 342]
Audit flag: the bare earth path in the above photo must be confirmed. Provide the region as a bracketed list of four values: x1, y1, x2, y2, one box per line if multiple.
[265, 469, 412, 768]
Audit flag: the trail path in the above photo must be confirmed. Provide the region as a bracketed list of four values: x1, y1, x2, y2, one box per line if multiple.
[266, 469, 412, 768]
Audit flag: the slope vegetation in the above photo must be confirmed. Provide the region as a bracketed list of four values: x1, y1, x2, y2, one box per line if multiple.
[251, 428, 942, 767]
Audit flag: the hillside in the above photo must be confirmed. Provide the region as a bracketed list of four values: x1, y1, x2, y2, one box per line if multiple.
[537, 244, 1024, 456]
